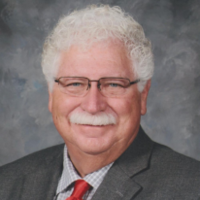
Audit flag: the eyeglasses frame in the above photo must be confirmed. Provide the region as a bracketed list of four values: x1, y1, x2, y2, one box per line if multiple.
[54, 76, 140, 96]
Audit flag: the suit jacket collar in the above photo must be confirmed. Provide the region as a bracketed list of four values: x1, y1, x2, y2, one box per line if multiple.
[116, 126, 154, 177]
[92, 126, 154, 200]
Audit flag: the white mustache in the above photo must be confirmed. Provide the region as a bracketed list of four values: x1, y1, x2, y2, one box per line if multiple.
[69, 111, 116, 126]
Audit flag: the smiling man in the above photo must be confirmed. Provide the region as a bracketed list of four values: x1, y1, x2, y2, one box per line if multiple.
[49, 41, 149, 178]
[0, 5, 200, 200]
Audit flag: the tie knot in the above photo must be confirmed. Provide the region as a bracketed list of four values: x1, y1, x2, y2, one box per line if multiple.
[66, 180, 90, 200]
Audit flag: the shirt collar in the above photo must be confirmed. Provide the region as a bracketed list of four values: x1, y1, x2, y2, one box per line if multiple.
[56, 145, 113, 194]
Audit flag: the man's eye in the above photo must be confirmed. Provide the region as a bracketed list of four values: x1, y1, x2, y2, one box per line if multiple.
[109, 83, 124, 87]
[109, 83, 119, 87]
[66, 82, 82, 87]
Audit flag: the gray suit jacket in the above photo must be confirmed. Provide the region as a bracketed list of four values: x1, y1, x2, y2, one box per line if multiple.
[0, 127, 200, 200]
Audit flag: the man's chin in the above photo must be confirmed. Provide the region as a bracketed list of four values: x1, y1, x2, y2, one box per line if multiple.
[75, 139, 113, 156]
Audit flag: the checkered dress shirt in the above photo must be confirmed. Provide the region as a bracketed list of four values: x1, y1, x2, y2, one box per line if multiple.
[54, 145, 113, 200]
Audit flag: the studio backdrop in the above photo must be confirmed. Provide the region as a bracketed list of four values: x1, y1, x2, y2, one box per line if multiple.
[0, 0, 200, 166]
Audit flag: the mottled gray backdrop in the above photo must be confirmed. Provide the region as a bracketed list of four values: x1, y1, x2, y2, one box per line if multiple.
[0, 0, 200, 166]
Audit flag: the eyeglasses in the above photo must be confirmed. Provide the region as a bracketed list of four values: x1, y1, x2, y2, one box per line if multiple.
[54, 77, 140, 97]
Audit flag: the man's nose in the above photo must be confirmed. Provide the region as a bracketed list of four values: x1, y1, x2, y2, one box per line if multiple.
[80, 82, 107, 114]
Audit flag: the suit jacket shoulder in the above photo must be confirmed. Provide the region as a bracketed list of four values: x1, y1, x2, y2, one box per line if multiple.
[134, 142, 200, 199]
[0, 144, 64, 200]
[152, 142, 200, 174]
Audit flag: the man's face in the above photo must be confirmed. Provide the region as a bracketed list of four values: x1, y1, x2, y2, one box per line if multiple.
[48, 41, 150, 162]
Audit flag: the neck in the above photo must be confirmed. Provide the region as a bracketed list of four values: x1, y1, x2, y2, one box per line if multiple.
[67, 147, 115, 177]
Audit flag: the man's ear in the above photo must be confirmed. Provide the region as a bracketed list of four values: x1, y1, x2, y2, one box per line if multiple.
[140, 80, 151, 115]
[48, 90, 53, 113]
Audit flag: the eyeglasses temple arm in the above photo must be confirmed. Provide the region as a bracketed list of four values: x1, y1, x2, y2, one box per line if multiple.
[130, 79, 140, 85]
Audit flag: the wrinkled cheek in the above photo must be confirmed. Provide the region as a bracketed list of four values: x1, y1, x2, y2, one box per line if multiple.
[120, 103, 141, 124]
[53, 112, 68, 125]
[51, 106, 65, 128]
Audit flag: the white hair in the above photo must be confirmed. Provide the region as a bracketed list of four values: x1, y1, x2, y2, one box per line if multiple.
[70, 111, 116, 126]
[41, 4, 154, 92]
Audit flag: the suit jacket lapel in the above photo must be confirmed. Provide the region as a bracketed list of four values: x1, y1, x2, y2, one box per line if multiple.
[19, 145, 64, 200]
[92, 127, 154, 200]
[91, 163, 142, 200]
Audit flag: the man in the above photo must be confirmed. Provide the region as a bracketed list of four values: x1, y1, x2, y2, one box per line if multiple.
[0, 4, 199, 200]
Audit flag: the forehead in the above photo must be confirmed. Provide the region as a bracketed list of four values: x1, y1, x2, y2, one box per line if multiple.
[57, 41, 135, 79]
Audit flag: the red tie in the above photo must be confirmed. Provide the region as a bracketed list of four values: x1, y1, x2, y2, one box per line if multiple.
[66, 180, 90, 200]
